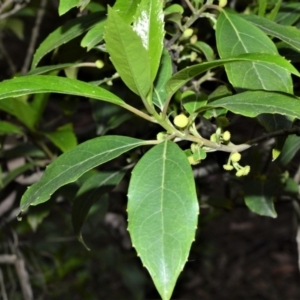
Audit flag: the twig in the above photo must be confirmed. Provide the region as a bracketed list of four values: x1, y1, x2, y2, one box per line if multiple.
[0, 2, 27, 20]
[0, 268, 8, 300]
[0, 0, 14, 14]
[246, 126, 300, 145]
[21, 0, 47, 74]
[14, 258, 33, 300]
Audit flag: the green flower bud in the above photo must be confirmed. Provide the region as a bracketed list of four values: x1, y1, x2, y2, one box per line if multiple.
[156, 132, 167, 141]
[219, 0, 227, 8]
[183, 28, 193, 39]
[95, 60, 104, 69]
[210, 133, 217, 143]
[222, 131, 231, 142]
[230, 152, 241, 162]
[174, 114, 189, 128]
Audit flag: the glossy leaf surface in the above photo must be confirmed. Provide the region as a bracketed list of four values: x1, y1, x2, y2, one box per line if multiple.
[133, 0, 164, 81]
[216, 11, 292, 93]
[206, 91, 300, 119]
[59, 0, 79, 15]
[279, 135, 300, 166]
[113, 0, 140, 23]
[128, 141, 199, 300]
[20, 136, 146, 212]
[44, 123, 77, 153]
[152, 48, 173, 109]
[165, 54, 299, 100]
[0, 76, 125, 106]
[31, 12, 104, 68]
[243, 14, 300, 52]
[105, 7, 151, 99]
[81, 19, 106, 50]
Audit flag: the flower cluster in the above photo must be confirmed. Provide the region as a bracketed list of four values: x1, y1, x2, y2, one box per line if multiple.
[223, 152, 250, 177]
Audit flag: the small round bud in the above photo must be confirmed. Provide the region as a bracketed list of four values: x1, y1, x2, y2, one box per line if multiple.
[174, 114, 189, 128]
[223, 164, 233, 171]
[219, 0, 227, 8]
[190, 35, 197, 44]
[183, 28, 193, 39]
[210, 133, 217, 143]
[95, 60, 104, 69]
[230, 152, 241, 162]
[190, 51, 197, 62]
[222, 131, 231, 142]
[156, 132, 167, 141]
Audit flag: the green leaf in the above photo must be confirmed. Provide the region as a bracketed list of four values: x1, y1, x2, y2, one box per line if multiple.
[0, 76, 125, 107]
[0, 98, 38, 130]
[189, 41, 215, 61]
[152, 48, 173, 110]
[44, 123, 77, 153]
[243, 14, 300, 52]
[31, 12, 105, 68]
[27, 63, 79, 75]
[72, 170, 125, 248]
[275, 3, 300, 25]
[258, 0, 267, 17]
[206, 90, 300, 120]
[164, 4, 184, 15]
[182, 90, 207, 114]
[20, 136, 147, 212]
[113, 0, 140, 23]
[133, 0, 164, 81]
[1, 163, 36, 190]
[105, 7, 151, 99]
[216, 11, 292, 93]
[165, 54, 299, 101]
[80, 19, 106, 50]
[128, 141, 199, 300]
[279, 134, 300, 166]
[244, 180, 278, 218]
[0, 121, 23, 135]
[58, 0, 79, 15]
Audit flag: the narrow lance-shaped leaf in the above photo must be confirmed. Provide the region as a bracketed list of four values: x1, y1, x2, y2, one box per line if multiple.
[204, 90, 300, 120]
[105, 7, 151, 99]
[20, 136, 147, 212]
[80, 19, 106, 50]
[216, 10, 292, 93]
[128, 141, 199, 300]
[59, 0, 79, 16]
[0, 76, 125, 106]
[31, 12, 105, 69]
[133, 0, 164, 81]
[165, 53, 299, 101]
[152, 48, 173, 110]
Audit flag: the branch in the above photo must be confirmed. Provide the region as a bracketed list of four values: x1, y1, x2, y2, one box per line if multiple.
[0, 2, 27, 20]
[247, 126, 300, 145]
[21, 0, 47, 74]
